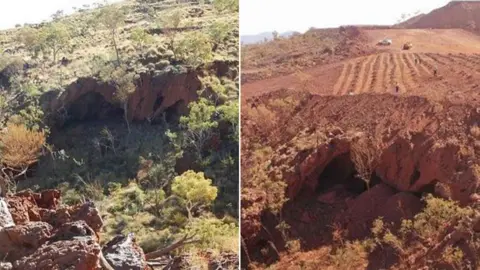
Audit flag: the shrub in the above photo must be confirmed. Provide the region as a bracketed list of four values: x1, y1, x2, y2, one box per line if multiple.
[174, 32, 213, 67]
[182, 216, 238, 252]
[0, 123, 45, 170]
[130, 27, 154, 49]
[213, 0, 239, 13]
[171, 170, 218, 220]
[350, 136, 379, 189]
[107, 182, 146, 215]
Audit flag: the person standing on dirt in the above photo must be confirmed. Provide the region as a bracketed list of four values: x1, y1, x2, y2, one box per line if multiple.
[433, 67, 438, 77]
[395, 82, 399, 93]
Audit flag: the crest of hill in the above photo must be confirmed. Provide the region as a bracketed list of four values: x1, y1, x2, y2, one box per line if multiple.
[397, 1, 480, 33]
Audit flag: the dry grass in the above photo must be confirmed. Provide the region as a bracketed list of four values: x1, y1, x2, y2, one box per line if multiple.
[0, 123, 45, 169]
[350, 136, 380, 189]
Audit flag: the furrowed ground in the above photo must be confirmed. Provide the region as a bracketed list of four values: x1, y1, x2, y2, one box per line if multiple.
[241, 1, 480, 269]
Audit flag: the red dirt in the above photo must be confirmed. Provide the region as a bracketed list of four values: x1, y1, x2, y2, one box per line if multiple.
[241, 6, 480, 267]
[242, 29, 480, 101]
[397, 1, 480, 34]
[241, 26, 375, 84]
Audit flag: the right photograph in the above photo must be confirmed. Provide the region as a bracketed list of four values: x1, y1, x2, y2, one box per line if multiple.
[241, 0, 480, 269]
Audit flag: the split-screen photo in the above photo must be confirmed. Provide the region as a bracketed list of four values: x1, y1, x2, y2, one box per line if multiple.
[1, 0, 480, 269]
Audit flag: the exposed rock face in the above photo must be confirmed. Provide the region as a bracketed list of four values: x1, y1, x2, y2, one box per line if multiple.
[0, 190, 152, 270]
[377, 133, 480, 204]
[13, 236, 102, 270]
[42, 70, 202, 125]
[0, 198, 14, 228]
[102, 234, 148, 270]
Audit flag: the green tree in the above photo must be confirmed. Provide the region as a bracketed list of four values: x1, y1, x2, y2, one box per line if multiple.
[218, 100, 238, 141]
[40, 22, 70, 63]
[171, 170, 218, 220]
[158, 9, 184, 49]
[175, 31, 213, 66]
[207, 20, 231, 51]
[130, 27, 154, 49]
[97, 4, 125, 65]
[15, 27, 42, 58]
[100, 64, 135, 133]
[179, 98, 218, 157]
[213, 0, 239, 13]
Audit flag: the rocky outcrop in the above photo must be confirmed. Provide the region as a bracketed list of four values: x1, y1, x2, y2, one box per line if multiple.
[377, 133, 480, 204]
[102, 233, 148, 270]
[0, 190, 147, 270]
[42, 69, 202, 126]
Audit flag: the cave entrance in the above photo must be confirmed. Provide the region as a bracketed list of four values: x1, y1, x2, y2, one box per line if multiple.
[66, 92, 124, 125]
[152, 99, 186, 125]
[165, 99, 186, 124]
[315, 153, 368, 195]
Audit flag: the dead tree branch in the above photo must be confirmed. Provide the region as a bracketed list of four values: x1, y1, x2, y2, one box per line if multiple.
[145, 234, 199, 260]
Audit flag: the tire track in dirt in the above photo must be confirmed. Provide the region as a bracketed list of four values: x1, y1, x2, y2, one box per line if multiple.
[368, 54, 382, 93]
[376, 53, 389, 93]
[433, 53, 474, 79]
[421, 54, 443, 73]
[425, 53, 447, 66]
[414, 53, 432, 76]
[333, 62, 352, 95]
[398, 53, 416, 91]
[342, 58, 365, 95]
[356, 55, 375, 93]
[387, 53, 396, 92]
[404, 53, 420, 78]
[392, 53, 406, 92]
[423, 53, 473, 83]
[448, 54, 480, 73]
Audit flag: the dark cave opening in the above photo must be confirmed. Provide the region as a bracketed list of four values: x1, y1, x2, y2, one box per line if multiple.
[166, 99, 186, 124]
[315, 153, 368, 195]
[63, 92, 124, 126]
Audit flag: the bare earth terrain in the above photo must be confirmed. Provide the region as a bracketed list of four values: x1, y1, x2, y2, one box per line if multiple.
[243, 28, 480, 103]
[241, 2, 480, 269]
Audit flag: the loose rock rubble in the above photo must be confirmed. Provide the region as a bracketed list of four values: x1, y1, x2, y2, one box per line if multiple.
[0, 189, 147, 270]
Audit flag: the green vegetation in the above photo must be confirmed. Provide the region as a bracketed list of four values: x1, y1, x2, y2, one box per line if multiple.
[0, 0, 239, 265]
[329, 194, 480, 270]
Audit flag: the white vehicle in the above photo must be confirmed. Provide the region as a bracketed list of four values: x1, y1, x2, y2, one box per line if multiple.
[377, 38, 392, 46]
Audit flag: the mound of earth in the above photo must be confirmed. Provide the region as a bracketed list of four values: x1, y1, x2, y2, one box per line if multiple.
[241, 26, 376, 84]
[397, 1, 480, 33]
[241, 90, 480, 268]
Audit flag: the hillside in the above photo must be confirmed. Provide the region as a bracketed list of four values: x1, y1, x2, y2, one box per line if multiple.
[0, 0, 239, 269]
[241, 26, 376, 84]
[397, 0, 480, 33]
[241, 1, 480, 269]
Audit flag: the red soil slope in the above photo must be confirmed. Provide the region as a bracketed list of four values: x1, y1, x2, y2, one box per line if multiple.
[398, 1, 480, 33]
[242, 29, 480, 103]
[241, 90, 480, 269]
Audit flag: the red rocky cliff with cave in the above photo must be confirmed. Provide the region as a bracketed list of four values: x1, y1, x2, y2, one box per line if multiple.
[241, 90, 480, 267]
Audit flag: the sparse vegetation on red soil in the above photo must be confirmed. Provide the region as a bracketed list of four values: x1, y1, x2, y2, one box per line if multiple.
[241, 1, 480, 269]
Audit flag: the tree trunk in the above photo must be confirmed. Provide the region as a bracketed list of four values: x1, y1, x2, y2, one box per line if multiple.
[112, 30, 121, 65]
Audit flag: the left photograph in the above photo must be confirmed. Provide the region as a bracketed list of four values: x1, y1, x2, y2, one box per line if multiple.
[0, 0, 239, 269]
